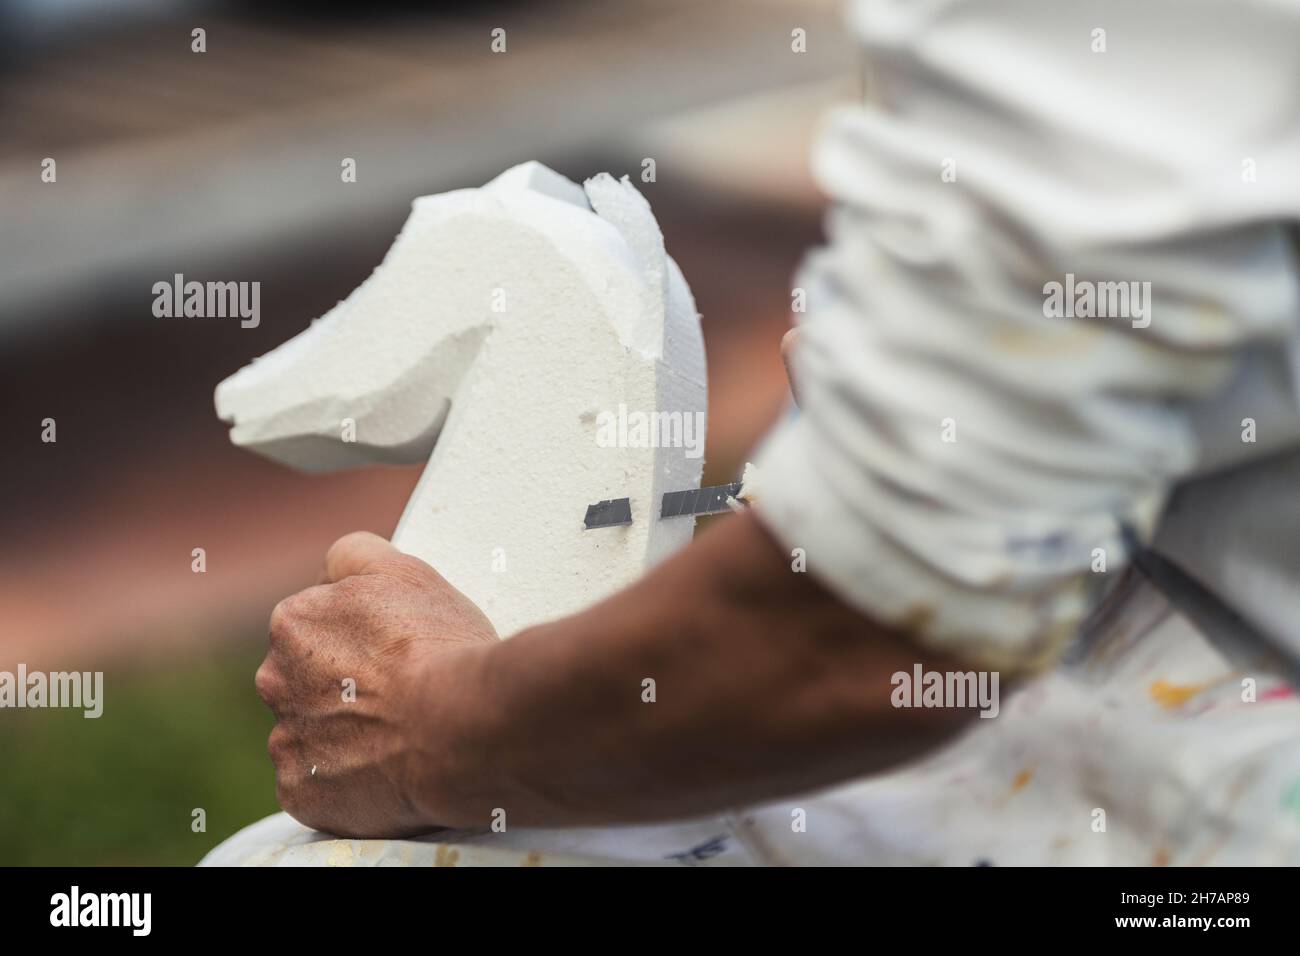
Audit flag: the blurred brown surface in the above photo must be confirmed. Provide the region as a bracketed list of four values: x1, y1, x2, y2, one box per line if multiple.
[1, 0, 850, 316]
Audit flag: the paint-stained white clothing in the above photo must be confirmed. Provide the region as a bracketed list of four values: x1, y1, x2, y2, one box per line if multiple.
[754, 0, 1300, 672]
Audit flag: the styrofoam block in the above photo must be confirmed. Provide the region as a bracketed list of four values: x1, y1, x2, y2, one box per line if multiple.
[215, 163, 707, 636]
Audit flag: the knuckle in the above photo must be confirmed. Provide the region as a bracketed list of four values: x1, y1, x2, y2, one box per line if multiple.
[268, 597, 296, 644]
[269, 590, 326, 647]
[254, 661, 280, 704]
[266, 724, 291, 764]
[295, 587, 329, 616]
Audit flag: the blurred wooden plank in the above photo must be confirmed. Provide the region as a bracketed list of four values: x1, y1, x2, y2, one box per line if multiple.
[0, 0, 851, 322]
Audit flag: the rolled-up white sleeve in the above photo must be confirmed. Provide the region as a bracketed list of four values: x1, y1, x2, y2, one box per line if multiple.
[752, 0, 1300, 672]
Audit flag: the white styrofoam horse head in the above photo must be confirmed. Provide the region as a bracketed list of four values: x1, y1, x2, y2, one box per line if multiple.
[215, 163, 707, 637]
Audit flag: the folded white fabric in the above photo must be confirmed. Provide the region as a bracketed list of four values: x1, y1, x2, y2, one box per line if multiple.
[753, 0, 1300, 672]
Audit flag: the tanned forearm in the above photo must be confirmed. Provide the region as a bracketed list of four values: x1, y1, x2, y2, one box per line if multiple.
[417, 510, 976, 828]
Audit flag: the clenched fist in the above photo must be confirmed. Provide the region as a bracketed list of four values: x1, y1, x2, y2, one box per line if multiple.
[255, 532, 498, 837]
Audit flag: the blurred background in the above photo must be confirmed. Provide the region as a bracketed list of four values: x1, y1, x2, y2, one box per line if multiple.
[0, 0, 856, 863]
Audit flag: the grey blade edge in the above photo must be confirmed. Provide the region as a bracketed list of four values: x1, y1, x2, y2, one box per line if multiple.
[583, 497, 633, 529]
[583, 483, 745, 530]
[660, 482, 745, 519]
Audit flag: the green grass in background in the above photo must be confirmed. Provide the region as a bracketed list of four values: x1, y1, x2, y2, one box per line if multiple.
[0, 639, 279, 866]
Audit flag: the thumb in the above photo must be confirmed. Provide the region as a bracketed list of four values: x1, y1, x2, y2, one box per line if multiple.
[322, 531, 401, 583]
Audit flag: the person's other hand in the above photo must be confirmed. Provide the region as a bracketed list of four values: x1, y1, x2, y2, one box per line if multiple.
[255, 532, 497, 837]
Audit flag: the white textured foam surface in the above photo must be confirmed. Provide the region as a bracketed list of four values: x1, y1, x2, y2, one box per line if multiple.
[215, 162, 707, 636]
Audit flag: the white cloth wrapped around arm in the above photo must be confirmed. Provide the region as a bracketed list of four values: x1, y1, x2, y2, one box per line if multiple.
[752, 0, 1300, 672]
